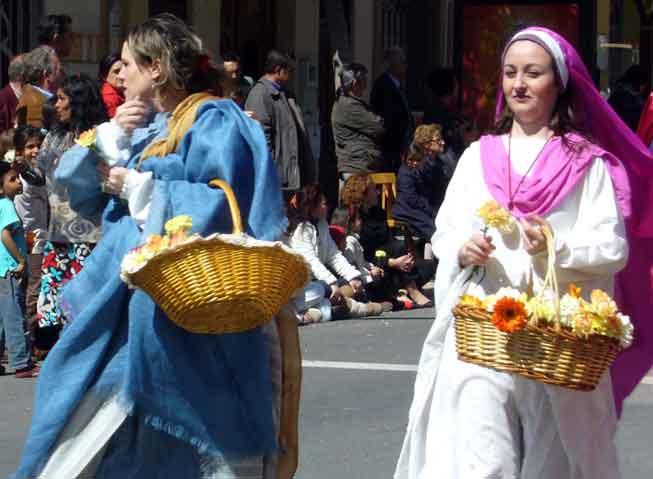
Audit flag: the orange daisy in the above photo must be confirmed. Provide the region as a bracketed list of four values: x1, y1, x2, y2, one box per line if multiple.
[491, 297, 527, 333]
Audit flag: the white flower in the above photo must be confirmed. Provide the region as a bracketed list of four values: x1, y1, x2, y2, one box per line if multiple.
[617, 313, 634, 348]
[559, 294, 581, 328]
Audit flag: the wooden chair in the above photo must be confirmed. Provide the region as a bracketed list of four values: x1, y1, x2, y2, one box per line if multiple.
[369, 172, 405, 230]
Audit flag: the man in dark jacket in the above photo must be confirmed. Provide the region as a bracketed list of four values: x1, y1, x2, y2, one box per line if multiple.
[370, 46, 415, 171]
[245, 49, 315, 192]
[0, 55, 25, 133]
[331, 63, 385, 182]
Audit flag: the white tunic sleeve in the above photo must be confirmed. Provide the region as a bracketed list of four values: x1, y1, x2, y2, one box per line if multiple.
[537, 157, 628, 283]
[120, 170, 154, 228]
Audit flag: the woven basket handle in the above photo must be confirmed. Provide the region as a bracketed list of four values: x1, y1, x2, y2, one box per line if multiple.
[534, 225, 561, 331]
[208, 179, 244, 234]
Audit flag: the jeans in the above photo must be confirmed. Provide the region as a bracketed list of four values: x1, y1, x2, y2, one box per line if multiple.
[0, 275, 30, 370]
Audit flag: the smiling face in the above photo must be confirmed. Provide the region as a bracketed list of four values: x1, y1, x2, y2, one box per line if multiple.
[502, 40, 560, 127]
[23, 136, 43, 163]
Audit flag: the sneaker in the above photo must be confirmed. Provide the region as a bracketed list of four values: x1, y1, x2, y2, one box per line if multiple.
[15, 365, 39, 378]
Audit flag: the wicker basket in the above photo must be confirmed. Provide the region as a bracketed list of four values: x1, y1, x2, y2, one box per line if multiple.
[125, 179, 310, 334]
[453, 226, 622, 390]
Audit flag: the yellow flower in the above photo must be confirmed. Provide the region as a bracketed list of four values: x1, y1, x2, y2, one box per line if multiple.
[164, 215, 193, 235]
[589, 289, 618, 318]
[526, 296, 554, 322]
[476, 200, 514, 232]
[572, 311, 594, 337]
[482, 294, 497, 311]
[460, 294, 483, 308]
[76, 128, 97, 149]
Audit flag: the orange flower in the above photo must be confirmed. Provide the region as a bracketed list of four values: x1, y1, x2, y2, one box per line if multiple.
[491, 297, 527, 333]
[569, 283, 581, 298]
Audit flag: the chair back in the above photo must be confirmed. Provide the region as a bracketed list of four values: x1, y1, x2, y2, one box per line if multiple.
[369, 172, 403, 229]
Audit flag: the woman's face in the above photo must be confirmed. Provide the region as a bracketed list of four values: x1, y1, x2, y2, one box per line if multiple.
[502, 40, 559, 127]
[310, 195, 328, 221]
[118, 42, 156, 101]
[55, 89, 71, 124]
[106, 60, 124, 91]
[425, 135, 444, 154]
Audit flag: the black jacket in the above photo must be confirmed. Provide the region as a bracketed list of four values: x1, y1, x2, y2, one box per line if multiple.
[370, 73, 414, 171]
[331, 94, 385, 174]
[392, 156, 449, 241]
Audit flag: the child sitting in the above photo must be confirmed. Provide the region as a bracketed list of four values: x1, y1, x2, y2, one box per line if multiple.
[287, 184, 387, 323]
[0, 161, 39, 377]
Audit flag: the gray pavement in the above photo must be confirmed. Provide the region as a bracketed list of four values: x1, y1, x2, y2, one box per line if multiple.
[1, 311, 652, 478]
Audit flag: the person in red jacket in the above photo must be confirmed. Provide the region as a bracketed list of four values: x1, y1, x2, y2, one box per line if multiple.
[0, 55, 25, 133]
[98, 53, 125, 118]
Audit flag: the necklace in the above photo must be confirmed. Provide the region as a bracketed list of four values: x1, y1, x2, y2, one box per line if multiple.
[506, 133, 552, 210]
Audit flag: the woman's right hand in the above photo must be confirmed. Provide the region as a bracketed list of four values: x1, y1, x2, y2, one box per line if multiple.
[458, 233, 495, 268]
[114, 98, 150, 135]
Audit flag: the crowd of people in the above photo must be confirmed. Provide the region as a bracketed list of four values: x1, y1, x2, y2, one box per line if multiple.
[0, 9, 651, 479]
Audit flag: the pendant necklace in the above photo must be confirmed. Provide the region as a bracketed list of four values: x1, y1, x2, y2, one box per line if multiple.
[506, 133, 552, 211]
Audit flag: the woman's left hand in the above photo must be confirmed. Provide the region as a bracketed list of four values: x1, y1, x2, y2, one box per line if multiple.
[97, 162, 128, 196]
[520, 215, 550, 256]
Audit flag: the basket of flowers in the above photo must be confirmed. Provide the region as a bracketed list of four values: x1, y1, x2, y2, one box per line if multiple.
[452, 201, 634, 391]
[120, 179, 310, 334]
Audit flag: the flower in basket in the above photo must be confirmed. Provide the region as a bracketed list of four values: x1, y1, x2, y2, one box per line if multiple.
[482, 294, 497, 311]
[460, 294, 483, 308]
[491, 296, 527, 333]
[121, 216, 198, 282]
[75, 128, 98, 152]
[477, 200, 515, 233]
[525, 295, 555, 323]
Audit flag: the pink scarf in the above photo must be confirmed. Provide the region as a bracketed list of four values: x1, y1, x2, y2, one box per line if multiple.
[480, 133, 631, 221]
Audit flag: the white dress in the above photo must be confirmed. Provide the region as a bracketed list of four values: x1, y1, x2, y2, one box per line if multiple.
[395, 137, 628, 479]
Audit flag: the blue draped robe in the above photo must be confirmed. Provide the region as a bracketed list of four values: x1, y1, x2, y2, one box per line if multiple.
[13, 100, 286, 478]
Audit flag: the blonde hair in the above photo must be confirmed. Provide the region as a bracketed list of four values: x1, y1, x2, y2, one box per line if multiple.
[126, 13, 222, 100]
[412, 123, 442, 149]
[340, 173, 373, 210]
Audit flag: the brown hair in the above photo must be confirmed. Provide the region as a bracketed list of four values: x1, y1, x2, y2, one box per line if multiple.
[287, 183, 326, 232]
[340, 173, 373, 210]
[126, 13, 223, 101]
[406, 124, 442, 167]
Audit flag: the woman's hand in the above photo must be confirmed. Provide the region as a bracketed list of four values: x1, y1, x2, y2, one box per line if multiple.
[97, 162, 128, 196]
[349, 278, 363, 293]
[244, 110, 258, 121]
[520, 215, 549, 256]
[389, 254, 415, 273]
[370, 265, 384, 279]
[458, 233, 495, 268]
[114, 98, 150, 135]
[329, 284, 344, 305]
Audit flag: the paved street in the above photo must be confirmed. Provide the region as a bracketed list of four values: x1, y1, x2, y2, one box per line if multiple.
[1, 308, 652, 478]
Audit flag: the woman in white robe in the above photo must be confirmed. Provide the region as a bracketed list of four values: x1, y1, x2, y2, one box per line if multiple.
[395, 27, 653, 479]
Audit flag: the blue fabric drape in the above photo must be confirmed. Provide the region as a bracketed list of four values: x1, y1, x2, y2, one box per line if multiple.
[14, 100, 286, 478]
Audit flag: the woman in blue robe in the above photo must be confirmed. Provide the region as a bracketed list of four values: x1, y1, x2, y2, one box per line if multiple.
[13, 14, 286, 479]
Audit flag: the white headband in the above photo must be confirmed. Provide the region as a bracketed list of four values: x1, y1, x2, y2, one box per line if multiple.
[510, 30, 569, 89]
